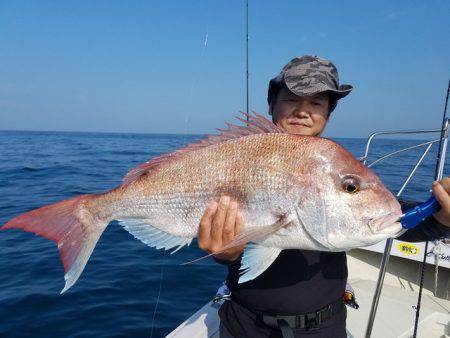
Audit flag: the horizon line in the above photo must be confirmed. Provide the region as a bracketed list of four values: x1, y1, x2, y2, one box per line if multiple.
[0, 128, 436, 141]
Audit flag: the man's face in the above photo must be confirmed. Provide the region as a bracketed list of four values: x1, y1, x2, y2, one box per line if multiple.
[271, 88, 330, 136]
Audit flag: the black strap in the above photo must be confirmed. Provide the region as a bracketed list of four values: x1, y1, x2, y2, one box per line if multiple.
[277, 318, 295, 338]
[259, 299, 344, 333]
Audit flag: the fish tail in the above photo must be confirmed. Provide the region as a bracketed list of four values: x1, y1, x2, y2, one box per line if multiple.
[1, 194, 109, 293]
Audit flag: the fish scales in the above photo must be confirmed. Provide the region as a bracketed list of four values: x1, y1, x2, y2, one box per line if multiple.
[101, 133, 309, 237]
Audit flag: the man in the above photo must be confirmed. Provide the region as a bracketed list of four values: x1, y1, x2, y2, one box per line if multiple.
[197, 55, 450, 337]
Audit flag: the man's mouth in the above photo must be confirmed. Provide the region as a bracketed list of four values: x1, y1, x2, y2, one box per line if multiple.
[289, 120, 312, 127]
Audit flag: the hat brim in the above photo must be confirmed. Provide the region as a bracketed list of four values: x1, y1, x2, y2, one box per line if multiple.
[268, 75, 353, 104]
[327, 84, 353, 99]
[286, 82, 353, 100]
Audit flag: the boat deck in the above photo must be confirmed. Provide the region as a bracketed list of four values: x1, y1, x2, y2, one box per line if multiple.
[167, 278, 450, 338]
[167, 247, 450, 337]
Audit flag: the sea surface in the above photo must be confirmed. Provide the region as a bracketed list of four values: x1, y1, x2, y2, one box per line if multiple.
[0, 130, 448, 337]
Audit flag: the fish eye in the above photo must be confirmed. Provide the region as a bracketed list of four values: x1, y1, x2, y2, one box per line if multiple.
[342, 177, 360, 194]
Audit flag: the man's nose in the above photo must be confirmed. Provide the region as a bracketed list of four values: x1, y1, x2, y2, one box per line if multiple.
[292, 102, 310, 117]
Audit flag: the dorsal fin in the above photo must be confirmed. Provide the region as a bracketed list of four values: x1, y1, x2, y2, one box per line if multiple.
[122, 111, 284, 185]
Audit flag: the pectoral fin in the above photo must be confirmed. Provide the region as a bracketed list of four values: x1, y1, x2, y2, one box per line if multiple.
[210, 214, 292, 254]
[183, 215, 292, 265]
[118, 219, 193, 253]
[238, 244, 282, 283]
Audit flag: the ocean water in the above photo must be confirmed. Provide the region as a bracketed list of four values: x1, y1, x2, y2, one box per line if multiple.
[0, 130, 448, 337]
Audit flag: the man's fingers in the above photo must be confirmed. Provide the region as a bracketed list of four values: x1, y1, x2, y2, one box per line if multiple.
[433, 181, 450, 212]
[198, 201, 218, 250]
[234, 210, 247, 252]
[438, 177, 450, 191]
[210, 196, 230, 251]
[432, 181, 450, 227]
[222, 201, 238, 244]
[235, 209, 245, 235]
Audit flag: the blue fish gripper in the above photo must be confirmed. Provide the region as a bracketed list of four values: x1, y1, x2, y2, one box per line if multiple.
[400, 196, 441, 229]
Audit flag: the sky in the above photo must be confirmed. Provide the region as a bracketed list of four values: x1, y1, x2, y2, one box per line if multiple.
[0, 0, 449, 138]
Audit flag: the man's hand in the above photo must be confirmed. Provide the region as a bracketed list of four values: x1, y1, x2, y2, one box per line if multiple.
[198, 196, 245, 262]
[432, 177, 450, 227]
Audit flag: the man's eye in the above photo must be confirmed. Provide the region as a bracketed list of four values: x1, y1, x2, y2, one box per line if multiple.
[312, 101, 322, 106]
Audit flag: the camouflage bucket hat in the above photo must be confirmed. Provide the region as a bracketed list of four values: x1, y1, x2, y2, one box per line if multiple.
[268, 55, 353, 107]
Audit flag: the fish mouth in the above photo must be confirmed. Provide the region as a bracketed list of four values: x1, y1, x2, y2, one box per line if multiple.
[367, 212, 403, 237]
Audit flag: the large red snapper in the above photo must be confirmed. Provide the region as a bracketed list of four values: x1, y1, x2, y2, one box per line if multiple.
[1, 113, 402, 292]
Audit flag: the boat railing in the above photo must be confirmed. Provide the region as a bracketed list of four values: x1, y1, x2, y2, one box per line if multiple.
[361, 119, 449, 337]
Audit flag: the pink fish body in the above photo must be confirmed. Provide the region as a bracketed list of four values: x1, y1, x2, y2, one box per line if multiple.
[1, 113, 402, 292]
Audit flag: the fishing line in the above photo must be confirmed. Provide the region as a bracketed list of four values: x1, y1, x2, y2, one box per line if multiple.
[184, 26, 209, 136]
[189, 28, 209, 99]
[149, 250, 166, 338]
[245, 0, 249, 118]
[412, 79, 450, 338]
[150, 19, 210, 337]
